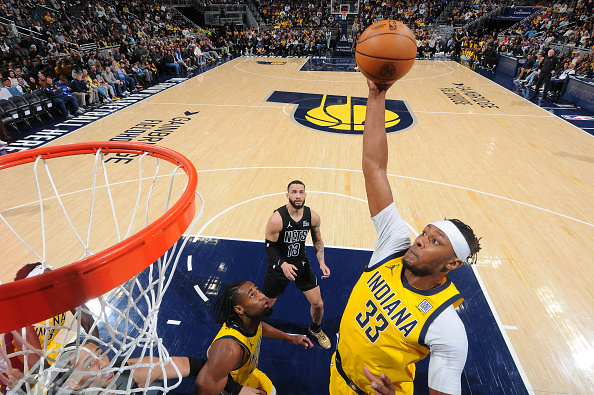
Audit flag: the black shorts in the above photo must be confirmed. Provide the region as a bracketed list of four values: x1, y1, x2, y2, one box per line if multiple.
[262, 259, 319, 299]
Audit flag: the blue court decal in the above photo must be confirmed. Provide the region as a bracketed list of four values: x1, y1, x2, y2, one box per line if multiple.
[266, 91, 416, 135]
[115, 237, 528, 394]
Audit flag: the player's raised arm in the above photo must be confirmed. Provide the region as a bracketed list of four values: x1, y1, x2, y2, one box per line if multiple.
[261, 322, 313, 349]
[362, 79, 396, 217]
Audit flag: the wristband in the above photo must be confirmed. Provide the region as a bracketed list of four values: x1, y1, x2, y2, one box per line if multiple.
[187, 357, 206, 376]
[224, 375, 243, 394]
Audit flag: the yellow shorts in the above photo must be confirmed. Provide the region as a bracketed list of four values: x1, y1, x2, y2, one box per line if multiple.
[328, 353, 414, 395]
[329, 360, 362, 395]
[244, 368, 276, 395]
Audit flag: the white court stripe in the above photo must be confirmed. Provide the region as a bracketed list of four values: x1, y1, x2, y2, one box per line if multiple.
[167, 320, 181, 325]
[503, 325, 519, 330]
[187, 255, 192, 271]
[191, 191, 397, 240]
[191, 191, 417, 241]
[194, 285, 209, 302]
[472, 266, 533, 392]
[414, 110, 556, 118]
[191, 166, 594, 228]
[191, 234, 376, 252]
[192, 192, 285, 241]
[145, 102, 286, 109]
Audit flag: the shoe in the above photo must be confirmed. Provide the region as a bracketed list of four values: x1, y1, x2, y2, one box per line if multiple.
[76, 109, 84, 115]
[308, 327, 331, 349]
[66, 113, 74, 119]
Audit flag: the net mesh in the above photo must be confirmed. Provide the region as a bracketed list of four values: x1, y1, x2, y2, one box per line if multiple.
[0, 146, 201, 394]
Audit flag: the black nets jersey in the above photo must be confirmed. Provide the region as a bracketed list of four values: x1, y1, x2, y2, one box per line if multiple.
[275, 205, 312, 265]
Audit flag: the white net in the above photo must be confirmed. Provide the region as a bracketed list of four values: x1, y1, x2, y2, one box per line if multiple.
[0, 145, 202, 394]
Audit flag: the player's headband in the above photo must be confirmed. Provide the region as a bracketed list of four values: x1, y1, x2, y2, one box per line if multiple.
[26, 264, 56, 278]
[430, 220, 471, 262]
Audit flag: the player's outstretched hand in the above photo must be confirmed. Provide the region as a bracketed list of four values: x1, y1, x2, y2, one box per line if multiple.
[320, 263, 331, 279]
[239, 386, 267, 395]
[0, 367, 24, 389]
[281, 262, 298, 281]
[367, 79, 395, 94]
[363, 366, 395, 395]
[289, 334, 314, 349]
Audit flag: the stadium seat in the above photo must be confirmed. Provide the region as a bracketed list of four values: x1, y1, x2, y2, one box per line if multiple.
[0, 99, 21, 132]
[22, 92, 46, 123]
[33, 89, 55, 119]
[8, 96, 33, 128]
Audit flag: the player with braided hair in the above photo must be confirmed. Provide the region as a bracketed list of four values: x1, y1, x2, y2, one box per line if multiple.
[196, 280, 313, 395]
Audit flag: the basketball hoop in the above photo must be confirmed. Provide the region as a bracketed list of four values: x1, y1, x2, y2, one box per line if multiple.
[0, 142, 201, 394]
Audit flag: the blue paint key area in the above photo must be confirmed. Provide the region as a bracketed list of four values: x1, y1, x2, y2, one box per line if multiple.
[111, 237, 528, 394]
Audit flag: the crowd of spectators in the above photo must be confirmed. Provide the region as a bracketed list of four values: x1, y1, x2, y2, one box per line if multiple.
[225, 26, 331, 56]
[0, 0, 593, 144]
[452, 0, 593, 83]
[447, 0, 502, 27]
[353, 0, 447, 29]
[260, 0, 340, 29]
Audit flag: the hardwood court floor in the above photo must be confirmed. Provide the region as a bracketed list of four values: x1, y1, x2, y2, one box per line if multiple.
[1, 58, 593, 394]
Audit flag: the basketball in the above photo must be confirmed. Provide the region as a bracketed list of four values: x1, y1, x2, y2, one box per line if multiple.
[355, 20, 417, 84]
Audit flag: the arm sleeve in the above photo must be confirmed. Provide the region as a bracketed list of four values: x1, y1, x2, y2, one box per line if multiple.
[368, 203, 411, 268]
[265, 239, 283, 266]
[425, 307, 468, 395]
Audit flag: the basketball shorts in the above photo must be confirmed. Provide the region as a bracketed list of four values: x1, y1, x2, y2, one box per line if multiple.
[244, 368, 275, 395]
[262, 259, 318, 298]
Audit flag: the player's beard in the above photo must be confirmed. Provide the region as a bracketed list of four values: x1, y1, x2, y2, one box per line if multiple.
[401, 256, 433, 277]
[263, 307, 273, 317]
[289, 197, 304, 210]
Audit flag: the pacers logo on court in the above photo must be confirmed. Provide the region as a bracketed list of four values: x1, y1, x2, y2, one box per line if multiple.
[265, 91, 416, 135]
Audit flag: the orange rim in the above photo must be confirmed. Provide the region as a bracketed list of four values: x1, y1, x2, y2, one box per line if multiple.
[0, 142, 197, 334]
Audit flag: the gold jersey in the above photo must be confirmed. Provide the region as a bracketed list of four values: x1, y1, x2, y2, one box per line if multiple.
[36, 312, 67, 362]
[208, 322, 263, 386]
[334, 252, 463, 394]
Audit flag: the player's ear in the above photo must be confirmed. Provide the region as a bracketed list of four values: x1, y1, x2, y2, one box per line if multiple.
[445, 257, 463, 271]
[234, 305, 244, 315]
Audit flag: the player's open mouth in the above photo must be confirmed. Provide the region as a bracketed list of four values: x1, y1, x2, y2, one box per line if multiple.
[104, 371, 114, 380]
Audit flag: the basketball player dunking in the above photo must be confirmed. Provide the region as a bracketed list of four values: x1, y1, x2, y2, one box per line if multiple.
[328, 80, 481, 395]
[262, 180, 331, 349]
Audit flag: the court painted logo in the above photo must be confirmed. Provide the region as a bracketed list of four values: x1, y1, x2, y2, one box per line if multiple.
[257, 61, 287, 65]
[265, 91, 416, 135]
